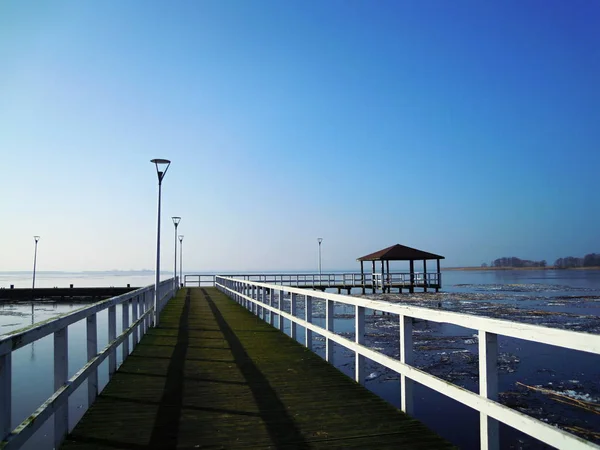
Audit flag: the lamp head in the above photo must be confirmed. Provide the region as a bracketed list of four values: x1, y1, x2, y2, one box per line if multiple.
[172, 216, 181, 226]
[34, 236, 40, 243]
[317, 237, 323, 244]
[179, 235, 184, 242]
[151, 159, 171, 183]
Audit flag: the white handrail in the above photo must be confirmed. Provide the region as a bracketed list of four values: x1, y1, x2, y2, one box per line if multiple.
[0, 277, 178, 450]
[215, 276, 600, 450]
[214, 272, 441, 288]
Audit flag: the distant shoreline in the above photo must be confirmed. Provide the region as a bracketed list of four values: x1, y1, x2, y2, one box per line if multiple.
[443, 266, 600, 271]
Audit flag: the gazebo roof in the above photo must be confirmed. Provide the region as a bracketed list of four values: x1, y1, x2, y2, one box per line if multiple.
[357, 244, 445, 261]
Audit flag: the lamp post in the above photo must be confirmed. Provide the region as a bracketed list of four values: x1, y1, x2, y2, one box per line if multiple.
[179, 235, 184, 288]
[151, 158, 171, 326]
[32, 236, 40, 300]
[172, 217, 181, 292]
[317, 237, 323, 281]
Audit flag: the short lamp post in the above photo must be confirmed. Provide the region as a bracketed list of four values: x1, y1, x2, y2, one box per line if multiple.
[317, 237, 323, 281]
[179, 235, 184, 288]
[32, 236, 40, 298]
[151, 158, 171, 326]
[172, 217, 181, 292]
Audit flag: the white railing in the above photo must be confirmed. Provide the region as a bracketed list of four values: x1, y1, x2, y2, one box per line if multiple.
[215, 276, 600, 450]
[183, 274, 215, 287]
[224, 272, 441, 288]
[0, 277, 178, 450]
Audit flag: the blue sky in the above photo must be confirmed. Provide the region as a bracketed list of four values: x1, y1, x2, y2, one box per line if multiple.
[1, 1, 598, 272]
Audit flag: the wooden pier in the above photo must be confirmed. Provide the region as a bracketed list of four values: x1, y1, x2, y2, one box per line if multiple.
[61, 287, 451, 449]
[0, 287, 137, 302]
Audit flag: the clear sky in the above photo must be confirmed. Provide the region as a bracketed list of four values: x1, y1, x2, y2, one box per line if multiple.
[1, 1, 598, 272]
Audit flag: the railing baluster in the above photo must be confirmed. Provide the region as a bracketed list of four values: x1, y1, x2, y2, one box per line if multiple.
[305, 295, 313, 350]
[54, 327, 68, 448]
[326, 299, 334, 363]
[132, 295, 139, 348]
[278, 289, 284, 330]
[122, 299, 130, 358]
[108, 305, 117, 376]
[0, 352, 12, 440]
[291, 292, 297, 339]
[355, 305, 365, 384]
[87, 313, 98, 406]
[270, 289, 276, 327]
[400, 314, 414, 414]
[479, 330, 499, 450]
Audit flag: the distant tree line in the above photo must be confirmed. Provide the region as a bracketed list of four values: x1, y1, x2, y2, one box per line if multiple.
[491, 257, 547, 268]
[555, 253, 600, 268]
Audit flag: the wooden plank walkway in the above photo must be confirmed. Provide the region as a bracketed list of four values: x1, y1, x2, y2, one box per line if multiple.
[62, 287, 452, 449]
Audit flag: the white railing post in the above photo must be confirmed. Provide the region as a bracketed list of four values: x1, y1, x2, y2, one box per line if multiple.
[326, 299, 334, 363]
[139, 291, 146, 337]
[132, 295, 139, 348]
[260, 286, 265, 320]
[355, 305, 365, 384]
[291, 292, 297, 339]
[269, 289, 276, 327]
[305, 295, 313, 350]
[278, 289, 284, 330]
[0, 352, 11, 441]
[108, 304, 117, 376]
[87, 313, 98, 406]
[122, 300, 130, 358]
[479, 330, 499, 450]
[400, 314, 414, 414]
[54, 327, 68, 448]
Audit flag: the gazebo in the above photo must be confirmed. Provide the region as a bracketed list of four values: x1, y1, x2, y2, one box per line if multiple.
[357, 244, 445, 294]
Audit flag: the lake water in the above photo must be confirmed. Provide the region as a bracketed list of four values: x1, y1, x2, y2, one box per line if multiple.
[1, 269, 599, 449]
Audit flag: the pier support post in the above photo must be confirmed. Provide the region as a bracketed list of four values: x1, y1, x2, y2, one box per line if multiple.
[326, 299, 334, 363]
[479, 331, 499, 450]
[409, 260, 415, 293]
[423, 260, 428, 292]
[400, 314, 414, 415]
[355, 305, 365, 385]
[54, 327, 68, 448]
[87, 313, 98, 406]
[305, 295, 313, 351]
[436, 259, 441, 292]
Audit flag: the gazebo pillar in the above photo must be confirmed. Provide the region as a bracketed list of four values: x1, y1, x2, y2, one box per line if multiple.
[360, 261, 365, 294]
[372, 260, 376, 293]
[381, 261, 385, 294]
[386, 260, 390, 293]
[436, 259, 441, 292]
[409, 260, 415, 293]
[423, 260, 428, 292]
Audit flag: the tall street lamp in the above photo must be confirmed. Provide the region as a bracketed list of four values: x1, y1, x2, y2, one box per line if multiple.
[151, 158, 171, 326]
[172, 216, 181, 292]
[32, 235, 40, 299]
[317, 237, 323, 279]
[179, 235, 184, 288]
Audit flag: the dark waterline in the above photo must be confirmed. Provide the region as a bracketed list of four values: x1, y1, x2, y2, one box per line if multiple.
[1, 270, 599, 449]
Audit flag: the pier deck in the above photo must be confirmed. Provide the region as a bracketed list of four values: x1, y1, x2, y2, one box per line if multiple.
[61, 287, 450, 449]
